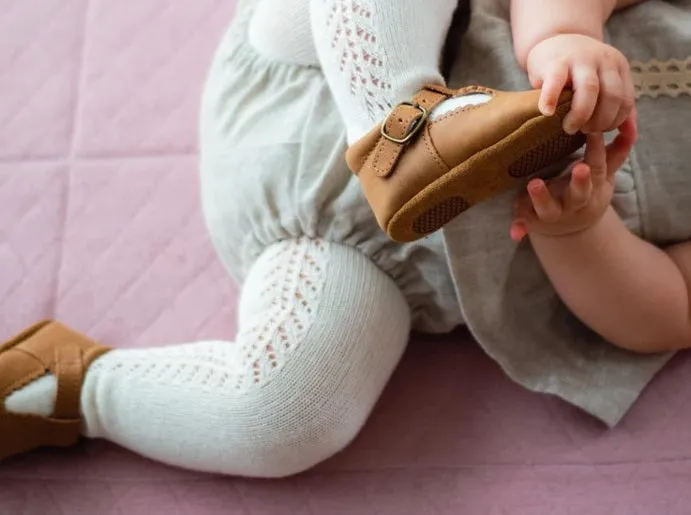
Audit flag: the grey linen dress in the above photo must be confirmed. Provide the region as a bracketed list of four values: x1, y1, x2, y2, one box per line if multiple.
[199, 0, 691, 427]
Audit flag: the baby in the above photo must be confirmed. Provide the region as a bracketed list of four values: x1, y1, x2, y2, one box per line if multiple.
[304, 0, 643, 241]
[0, 0, 682, 476]
[511, 116, 691, 355]
[316, 0, 687, 353]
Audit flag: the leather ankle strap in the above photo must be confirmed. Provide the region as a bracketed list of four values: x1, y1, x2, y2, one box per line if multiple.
[367, 85, 453, 179]
[0, 321, 111, 460]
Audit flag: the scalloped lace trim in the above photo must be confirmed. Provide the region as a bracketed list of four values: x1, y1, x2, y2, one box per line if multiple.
[631, 58, 691, 99]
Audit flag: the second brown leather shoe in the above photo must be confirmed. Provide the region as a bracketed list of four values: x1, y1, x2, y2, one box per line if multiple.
[346, 84, 586, 242]
[0, 321, 111, 461]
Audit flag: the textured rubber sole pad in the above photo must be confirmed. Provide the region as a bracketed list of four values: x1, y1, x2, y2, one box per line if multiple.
[412, 197, 471, 235]
[408, 132, 585, 237]
[508, 132, 585, 179]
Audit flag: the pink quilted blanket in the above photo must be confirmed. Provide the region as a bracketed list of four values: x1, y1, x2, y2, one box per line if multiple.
[2, 0, 691, 513]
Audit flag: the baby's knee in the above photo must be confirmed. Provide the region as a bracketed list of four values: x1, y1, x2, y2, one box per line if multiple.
[230, 385, 365, 478]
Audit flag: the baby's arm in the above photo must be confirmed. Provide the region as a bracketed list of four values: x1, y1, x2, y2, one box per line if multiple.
[531, 208, 691, 354]
[511, 0, 645, 135]
[512, 120, 691, 354]
[512, 0, 613, 67]
[511, 0, 645, 67]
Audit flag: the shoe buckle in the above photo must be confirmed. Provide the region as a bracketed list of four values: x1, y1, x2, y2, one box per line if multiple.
[380, 101, 428, 145]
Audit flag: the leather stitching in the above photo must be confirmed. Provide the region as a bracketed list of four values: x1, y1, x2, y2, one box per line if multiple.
[360, 86, 493, 178]
[422, 126, 449, 172]
[456, 85, 495, 96]
[3, 368, 46, 398]
[430, 103, 488, 125]
[55, 346, 83, 419]
[372, 140, 397, 178]
[372, 106, 419, 177]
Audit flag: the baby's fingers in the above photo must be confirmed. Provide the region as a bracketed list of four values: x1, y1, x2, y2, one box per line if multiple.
[566, 164, 593, 210]
[583, 133, 607, 180]
[510, 221, 529, 242]
[582, 68, 622, 133]
[511, 193, 534, 241]
[564, 66, 599, 135]
[539, 64, 569, 116]
[611, 64, 636, 130]
[605, 113, 637, 178]
[528, 179, 562, 222]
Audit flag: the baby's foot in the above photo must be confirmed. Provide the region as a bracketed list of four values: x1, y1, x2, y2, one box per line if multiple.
[346, 84, 585, 242]
[0, 321, 110, 461]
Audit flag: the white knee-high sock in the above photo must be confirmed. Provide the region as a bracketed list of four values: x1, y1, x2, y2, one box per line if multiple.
[311, 0, 460, 143]
[7, 238, 411, 477]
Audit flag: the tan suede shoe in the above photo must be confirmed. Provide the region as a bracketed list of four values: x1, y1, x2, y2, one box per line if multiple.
[0, 321, 110, 461]
[346, 84, 586, 242]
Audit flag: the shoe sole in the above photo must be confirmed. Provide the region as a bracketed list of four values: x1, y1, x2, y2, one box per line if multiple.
[387, 102, 586, 242]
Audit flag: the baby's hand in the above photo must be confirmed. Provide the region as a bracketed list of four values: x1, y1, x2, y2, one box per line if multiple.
[510, 115, 637, 241]
[527, 34, 635, 135]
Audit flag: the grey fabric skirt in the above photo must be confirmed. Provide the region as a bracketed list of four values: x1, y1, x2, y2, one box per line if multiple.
[200, 0, 691, 426]
[443, 0, 691, 426]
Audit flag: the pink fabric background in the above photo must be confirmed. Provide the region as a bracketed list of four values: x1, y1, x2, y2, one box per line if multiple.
[2, 0, 691, 513]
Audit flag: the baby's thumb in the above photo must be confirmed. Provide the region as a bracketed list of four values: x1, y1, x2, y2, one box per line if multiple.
[510, 221, 529, 242]
[538, 90, 556, 116]
[528, 69, 543, 90]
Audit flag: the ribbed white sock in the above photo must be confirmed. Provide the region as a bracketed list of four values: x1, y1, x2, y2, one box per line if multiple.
[310, 0, 461, 143]
[246, 0, 491, 144]
[5, 374, 57, 416]
[7, 238, 411, 477]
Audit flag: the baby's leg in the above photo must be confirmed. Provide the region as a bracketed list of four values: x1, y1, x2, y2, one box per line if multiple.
[6, 238, 410, 477]
[311, 0, 460, 143]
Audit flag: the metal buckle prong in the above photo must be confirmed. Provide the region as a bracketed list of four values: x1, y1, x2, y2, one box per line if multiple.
[380, 101, 428, 144]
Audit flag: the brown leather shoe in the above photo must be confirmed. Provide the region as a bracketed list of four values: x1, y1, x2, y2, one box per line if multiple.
[0, 321, 110, 461]
[346, 84, 586, 242]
